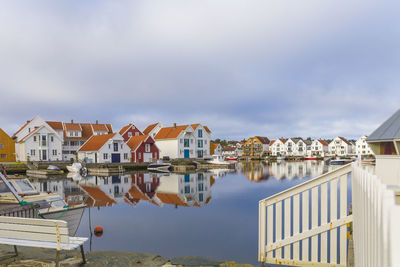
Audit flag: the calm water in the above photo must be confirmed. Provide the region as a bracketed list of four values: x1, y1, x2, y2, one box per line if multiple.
[29, 161, 338, 265]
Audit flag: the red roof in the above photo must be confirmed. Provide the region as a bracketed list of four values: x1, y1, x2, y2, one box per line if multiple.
[19, 127, 41, 142]
[339, 136, 352, 145]
[318, 139, 329, 146]
[12, 120, 32, 138]
[46, 121, 63, 131]
[64, 123, 82, 131]
[143, 123, 159, 135]
[269, 140, 275, 146]
[126, 135, 149, 151]
[81, 186, 116, 207]
[156, 193, 188, 206]
[78, 133, 116, 151]
[204, 126, 211, 133]
[92, 124, 109, 132]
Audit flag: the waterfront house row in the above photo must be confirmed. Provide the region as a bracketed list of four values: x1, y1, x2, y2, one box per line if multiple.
[8, 116, 212, 162]
[244, 135, 373, 157]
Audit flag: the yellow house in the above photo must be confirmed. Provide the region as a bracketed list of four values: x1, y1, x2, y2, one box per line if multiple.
[243, 136, 270, 157]
[0, 128, 16, 162]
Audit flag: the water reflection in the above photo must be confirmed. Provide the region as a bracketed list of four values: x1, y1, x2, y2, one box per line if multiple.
[26, 161, 337, 265]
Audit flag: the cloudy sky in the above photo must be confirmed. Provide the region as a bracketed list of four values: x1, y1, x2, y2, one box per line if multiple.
[0, 0, 399, 140]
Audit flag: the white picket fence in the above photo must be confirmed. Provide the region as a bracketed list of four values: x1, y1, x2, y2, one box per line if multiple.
[258, 164, 352, 266]
[259, 162, 400, 266]
[352, 161, 400, 267]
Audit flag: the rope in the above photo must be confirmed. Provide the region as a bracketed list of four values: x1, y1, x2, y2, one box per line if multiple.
[55, 205, 70, 220]
[55, 223, 61, 251]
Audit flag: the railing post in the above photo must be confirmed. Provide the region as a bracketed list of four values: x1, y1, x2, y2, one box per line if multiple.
[259, 200, 266, 262]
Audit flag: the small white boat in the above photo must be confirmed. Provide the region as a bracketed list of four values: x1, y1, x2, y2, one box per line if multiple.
[67, 163, 88, 176]
[148, 161, 172, 172]
[208, 155, 227, 165]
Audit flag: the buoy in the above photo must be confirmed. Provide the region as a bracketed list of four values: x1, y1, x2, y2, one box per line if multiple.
[94, 225, 103, 237]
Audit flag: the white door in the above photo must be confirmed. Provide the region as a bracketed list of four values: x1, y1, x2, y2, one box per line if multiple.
[143, 152, 153, 162]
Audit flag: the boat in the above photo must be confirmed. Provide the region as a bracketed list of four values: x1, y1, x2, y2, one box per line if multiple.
[47, 165, 61, 171]
[305, 157, 317, 160]
[67, 163, 88, 176]
[225, 156, 238, 161]
[0, 172, 86, 236]
[148, 161, 172, 172]
[330, 159, 353, 165]
[208, 155, 227, 165]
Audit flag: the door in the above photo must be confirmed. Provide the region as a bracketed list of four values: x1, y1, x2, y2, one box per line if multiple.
[143, 153, 152, 162]
[184, 149, 190, 158]
[111, 153, 120, 163]
[42, 150, 47, 161]
[95, 153, 97, 163]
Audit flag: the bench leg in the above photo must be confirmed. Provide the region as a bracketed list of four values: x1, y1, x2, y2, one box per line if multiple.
[14, 246, 18, 257]
[55, 250, 60, 267]
[80, 245, 86, 264]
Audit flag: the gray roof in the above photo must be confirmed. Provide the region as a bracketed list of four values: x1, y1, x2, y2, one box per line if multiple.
[367, 109, 400, 142]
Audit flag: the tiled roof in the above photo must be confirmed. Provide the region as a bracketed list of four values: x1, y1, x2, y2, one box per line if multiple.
[279, 138, 287, 144]
[204, 126, 211, 133]
[269, 140, 275, 146]
[318, 139, 329, 146]
[222, 146, 236, 152]
[46, 121, 63, 131]
[126, 135, 148, 151]
[143, 123, 158, 135]
[119, 124, 131, 135]
[255, 136, 270, 144]
[12, 120, 32, 138]
[214, 143, 220, 148]
[128, 184, 149, 201]
[81, 186, 116, 207]
[78, 133, 116, 152]
[154, 125, 188, 140]
[64, 123, 82, 131]
[190, 124, 200, 130]
[338, 136, 352, 145]
[92, 124, 109, 132]
[156, 193, 188, 206]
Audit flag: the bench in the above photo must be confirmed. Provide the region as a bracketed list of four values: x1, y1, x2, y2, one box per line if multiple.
[0, 216, 87, 266]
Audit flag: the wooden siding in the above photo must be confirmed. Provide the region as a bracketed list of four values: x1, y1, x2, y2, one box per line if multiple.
[0, 129, 16, 162]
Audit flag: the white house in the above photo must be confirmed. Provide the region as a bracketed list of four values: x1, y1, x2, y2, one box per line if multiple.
[143, 123, 163, 139]
[270, 139, 287, 156]
[222, 146, 238, 157]
[212, 143, 222, 155]
[285, 138, 307, 156]
[154, 125, 196, 159]
[355, 135, 374, 155]
[190, 124, 211, 158]
[77, 133, 131, 163]
[328, 136, 353, 157]
[310, 139, 329, 157]
[13, 116, 63, 161]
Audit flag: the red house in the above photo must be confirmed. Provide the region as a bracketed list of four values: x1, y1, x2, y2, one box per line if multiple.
[126, 135, 160, 162]
[119, 123, 143, 142]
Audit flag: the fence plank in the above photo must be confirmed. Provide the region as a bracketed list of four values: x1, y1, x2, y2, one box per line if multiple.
[311, 186, 319, 262]
[293, 194, 300, 260]
[258, 200, 266, 262]
[284, 197, 291, 260]
[330, 179, 338, 264]
[339, 174, 347, 265]
[275, 201, 282, 259]
[302, 190, 309, 262]
[321, 182, 328, 263]
[266, 204, 273, 259]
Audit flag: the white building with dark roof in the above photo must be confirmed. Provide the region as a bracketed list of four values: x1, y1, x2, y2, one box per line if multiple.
[328, 136, 353, 156]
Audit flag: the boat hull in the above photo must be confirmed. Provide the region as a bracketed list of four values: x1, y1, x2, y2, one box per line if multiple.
[39, 205, 85, 236]
[305, 157, 317, 160]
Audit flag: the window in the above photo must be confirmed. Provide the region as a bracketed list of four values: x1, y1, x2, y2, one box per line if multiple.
[135, 132, 139, 136]
[52, 150, 57, 156]
[113, 142, 118, 152]
[63, 141, 68, 145]
[128, 132, 132, 137]
[138, 153, 141, 159]
[198, 140, 203, 148]
[184, 139, 189, 147]
[0, 143, 3, 149]
[197, 173, 204, 181]
[199, 193, 204, 202]
[75, 131, 78, 137]
[198, 129, 203, 138]
[33, 136, 37, 142]
[103, 153, 108, 160]
[30, 150, 35, 156]
[184, 174, 190, 182]
[41, 135, 47, 146]
[154, 152, 158, 159]
[0, 154, 6, 158]
[180, 139, 183, 143]
[145, 144, 150, 152]
[184, 185, 190, 194]
[124, 153, 128, 160]
[198, 183, 204, 192]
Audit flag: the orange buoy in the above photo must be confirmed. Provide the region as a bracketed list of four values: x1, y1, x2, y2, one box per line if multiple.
[94, 225, 103, 237]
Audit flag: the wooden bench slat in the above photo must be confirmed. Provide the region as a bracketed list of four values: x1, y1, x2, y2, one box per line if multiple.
[0, 222, 68, 235]
[0, 237, 85, 250]
[0, 216, 67, 227]
[0, 229, 69, 243]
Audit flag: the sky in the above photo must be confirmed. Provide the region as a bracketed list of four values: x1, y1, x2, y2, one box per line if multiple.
[0, 0, 399, 140]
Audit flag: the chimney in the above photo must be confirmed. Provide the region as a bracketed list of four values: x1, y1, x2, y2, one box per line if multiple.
[96, 120, 99, 124]
[27, 120, 30, 123]
[71, 119, 74, 124]
[173, 123, 177, 129]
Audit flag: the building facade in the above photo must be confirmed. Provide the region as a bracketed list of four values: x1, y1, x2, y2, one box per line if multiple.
[355, 135, 374, 155]
[119, 123, 143, 142]
[0, 128, 15, 162]
[126, 135, 160, 163]
[328, 136, 353, 156]
[154, 125, 196, 159]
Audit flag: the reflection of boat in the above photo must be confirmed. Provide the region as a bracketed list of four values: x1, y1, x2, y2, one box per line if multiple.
[148, 161, 172, 172]
[305, 157, 317, 160]
[67, 163, 88, 176]
[208, 155, 227, 165]
[67, 172, 83, 181]
[225, 156, 238, 161]
[0, 173, 86, 236]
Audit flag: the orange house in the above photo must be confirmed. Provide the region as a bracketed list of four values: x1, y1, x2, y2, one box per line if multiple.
[0, 128, 16, 162]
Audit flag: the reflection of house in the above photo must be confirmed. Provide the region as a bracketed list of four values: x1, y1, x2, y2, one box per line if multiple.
[78, 133, 131, 163]
[270, 139, 287, 156]
[124, 173, 162, 206]
[238, 161, 270, 182]
[156, 173, 213, 207]
[0, 128, 15, 162]
[126, 135, 159, 162]
[243, 136, 270, 157]
[13, 116, 63, 161]
[328, 136, 353, 156]
[119, 123, 143, 142]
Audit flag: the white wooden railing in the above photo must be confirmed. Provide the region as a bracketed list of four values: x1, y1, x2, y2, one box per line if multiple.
[259, 164, 352, 266]
[352, 162, 400, 267]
